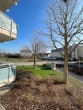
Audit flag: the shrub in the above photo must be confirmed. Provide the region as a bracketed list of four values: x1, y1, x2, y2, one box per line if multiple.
[13, 78, 30, 88]
[56, 64, 64, 68]
[39, 83, 48, 94]
[16, 69, 33, 81]
[69, 66, 83, 76]
[43, 64, 46, 66]
[75, 70, 83, 76]
[51, 77, 64, 85]
[73, 65, 79, 70]
[44, 76, 54, 86]
[53, 79, 64, 85]
[32, 75, 42, 83]
[70, 66, 78, 72]
[29, 80, 36, 89]
[80, 67, 83, 70]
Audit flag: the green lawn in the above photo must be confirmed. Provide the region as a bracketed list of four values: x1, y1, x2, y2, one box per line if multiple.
[17, 65, 83, 87]
[17, 65, 63, 80]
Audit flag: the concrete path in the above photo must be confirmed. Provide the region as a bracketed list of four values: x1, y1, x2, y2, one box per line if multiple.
[0, 85, 13, 96]
[7, 61, 47, 66]
[0, 85, 14, 110]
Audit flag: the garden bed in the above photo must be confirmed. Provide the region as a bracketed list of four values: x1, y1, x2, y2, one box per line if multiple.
[0, 65, 83, 110]
[69, 65, 83, 76]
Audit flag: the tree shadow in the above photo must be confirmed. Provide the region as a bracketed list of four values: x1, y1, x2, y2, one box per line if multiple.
[37, 65, 52, 70]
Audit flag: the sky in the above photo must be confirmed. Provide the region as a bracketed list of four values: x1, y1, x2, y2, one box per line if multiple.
[0, 0, 53, 53]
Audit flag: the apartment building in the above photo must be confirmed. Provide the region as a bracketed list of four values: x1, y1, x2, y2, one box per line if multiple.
[51, 44, 83, 59]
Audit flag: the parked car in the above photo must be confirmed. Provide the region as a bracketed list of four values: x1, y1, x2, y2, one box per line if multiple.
[73, 58, 78, 61]
[59, 57, 64, 61]
[43, 57, 48, 60]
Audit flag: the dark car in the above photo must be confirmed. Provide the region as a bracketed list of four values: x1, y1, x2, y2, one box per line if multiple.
[73, 58, 78, 61]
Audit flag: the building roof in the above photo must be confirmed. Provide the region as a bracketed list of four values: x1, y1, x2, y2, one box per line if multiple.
[21, 49, 32, 53]
[0, 0, 19, 12]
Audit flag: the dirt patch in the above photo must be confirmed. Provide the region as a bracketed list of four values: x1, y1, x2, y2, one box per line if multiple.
[0, 69, 83, 110]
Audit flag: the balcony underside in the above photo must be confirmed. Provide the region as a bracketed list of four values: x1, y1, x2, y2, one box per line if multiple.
[0, 28, 17, 43]
[0, 0, 19, 12]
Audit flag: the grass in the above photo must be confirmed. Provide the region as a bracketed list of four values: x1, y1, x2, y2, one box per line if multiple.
[17, 65, 63, 80]
[17, 64, 83, 88]
[68, 75, 83, 87]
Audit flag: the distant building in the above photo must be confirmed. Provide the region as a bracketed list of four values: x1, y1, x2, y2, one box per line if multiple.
[51, 48, 65, 58]
[51, 44, 83, 59]
[37, 53, 51, 59]
[20, 49, 32, 57]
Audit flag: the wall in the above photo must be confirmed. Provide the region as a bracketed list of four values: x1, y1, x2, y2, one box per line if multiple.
[51, 50, 64, 58]
[77, 46, 83, 58]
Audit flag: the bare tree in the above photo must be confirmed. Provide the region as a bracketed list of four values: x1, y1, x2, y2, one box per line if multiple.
[30, 32, 47, 69]
[42, 0, 83, 83]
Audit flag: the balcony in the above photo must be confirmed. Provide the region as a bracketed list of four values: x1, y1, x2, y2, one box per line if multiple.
[0, 11, 18, 43]
[0, 0, 19, 12]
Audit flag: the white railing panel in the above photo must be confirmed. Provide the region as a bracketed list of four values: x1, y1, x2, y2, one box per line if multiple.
[0, 11, 17, 34]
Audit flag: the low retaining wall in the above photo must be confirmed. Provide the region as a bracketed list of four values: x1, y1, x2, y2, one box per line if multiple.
[46, 62, 56, 70]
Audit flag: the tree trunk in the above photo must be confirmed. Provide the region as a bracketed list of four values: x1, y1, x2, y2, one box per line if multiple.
[34, 54, 36, 69]
[64, 55, 68, 84]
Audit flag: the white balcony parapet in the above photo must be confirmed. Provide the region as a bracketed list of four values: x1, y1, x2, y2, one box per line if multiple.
[0, 11, 18, 43]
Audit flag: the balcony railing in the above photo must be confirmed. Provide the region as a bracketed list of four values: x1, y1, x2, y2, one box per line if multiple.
[0, 11, 18, 42]
[0, 11, 17, 34]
